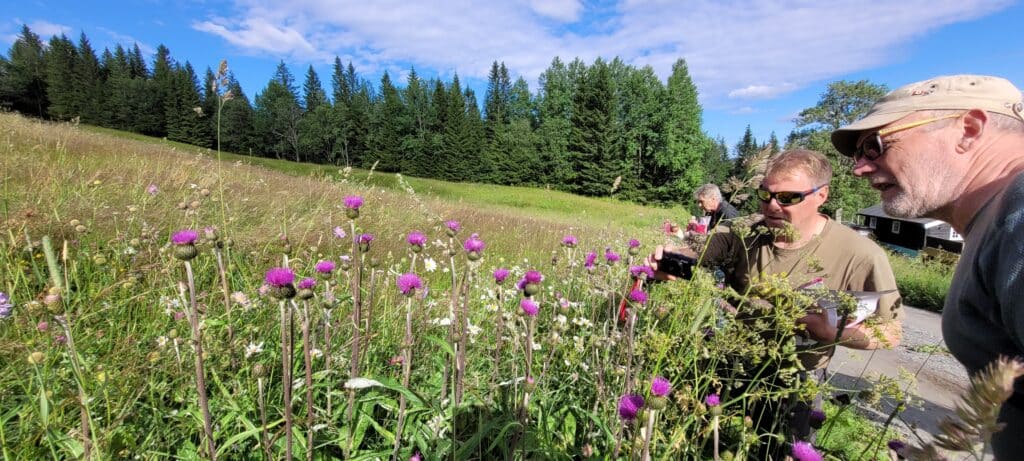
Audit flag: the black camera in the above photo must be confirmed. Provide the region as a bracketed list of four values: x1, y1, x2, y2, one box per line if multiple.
[659, 251, 697, 279]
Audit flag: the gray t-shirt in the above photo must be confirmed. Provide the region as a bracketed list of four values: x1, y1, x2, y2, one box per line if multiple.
[943, 171, 1024, 457]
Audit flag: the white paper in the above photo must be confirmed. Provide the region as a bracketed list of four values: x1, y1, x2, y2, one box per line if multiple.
[795, 289, 894, 346]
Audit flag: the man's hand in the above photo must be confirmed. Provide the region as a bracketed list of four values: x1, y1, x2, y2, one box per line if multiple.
[645, 245, 698, 281]
[796, 309, 838, 343]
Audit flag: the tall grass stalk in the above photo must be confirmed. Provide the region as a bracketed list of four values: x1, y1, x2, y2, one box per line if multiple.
[42, 236, 95, 459]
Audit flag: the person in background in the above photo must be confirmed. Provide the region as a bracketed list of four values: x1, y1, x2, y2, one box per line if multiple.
[832, 74, 1024, 457]
[694, 183, 739, 230]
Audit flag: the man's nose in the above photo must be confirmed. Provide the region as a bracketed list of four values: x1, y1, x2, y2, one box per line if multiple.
[852, 155, 877, 177]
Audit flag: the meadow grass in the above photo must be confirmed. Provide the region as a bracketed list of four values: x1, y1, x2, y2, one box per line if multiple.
[889, 255, 953, 312]
[1, 112, 928, 460]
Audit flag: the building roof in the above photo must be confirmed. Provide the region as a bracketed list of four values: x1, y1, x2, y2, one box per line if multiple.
[857, 204, 945, 228]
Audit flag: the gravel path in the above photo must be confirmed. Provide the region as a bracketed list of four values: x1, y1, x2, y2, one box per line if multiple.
[828, 304, 969, 443]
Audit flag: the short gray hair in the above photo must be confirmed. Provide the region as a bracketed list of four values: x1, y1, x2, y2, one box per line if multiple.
[694, 184, 722, 202]
[920, 109, 1024, 134]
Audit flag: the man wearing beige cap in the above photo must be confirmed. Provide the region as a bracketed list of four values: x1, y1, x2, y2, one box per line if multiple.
[832, 74, 1024, 455]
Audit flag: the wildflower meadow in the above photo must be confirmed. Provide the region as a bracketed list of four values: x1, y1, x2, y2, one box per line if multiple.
[0, 112, 1016, 460]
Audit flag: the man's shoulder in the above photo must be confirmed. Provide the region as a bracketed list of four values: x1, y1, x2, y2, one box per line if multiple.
[821, 219, 887, 259]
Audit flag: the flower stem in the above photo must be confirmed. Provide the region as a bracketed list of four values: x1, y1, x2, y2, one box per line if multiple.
[184, 262, 216, 460]
[279, 299, 293, 461]
[642, 409, 656, 461]
[302, 300, 314, 461]
[392, 297, 415, 460]
[257, 376, 270, 460]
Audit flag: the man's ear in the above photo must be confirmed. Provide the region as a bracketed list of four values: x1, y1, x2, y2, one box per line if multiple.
[958, 109, 988, 153]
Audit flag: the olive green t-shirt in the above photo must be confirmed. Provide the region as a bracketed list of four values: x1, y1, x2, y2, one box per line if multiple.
[700, 217, 902, 369]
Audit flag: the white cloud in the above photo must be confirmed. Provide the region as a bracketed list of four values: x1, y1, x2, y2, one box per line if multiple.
[728, 84, 797, 100]
[96, 27, 156, 56]
[192, 0, 1012, 103]
[193, 16, 319, 59]
[730, 106, 757, 115]
[27, 20, 73, 39]
[529, 0, 584, 22]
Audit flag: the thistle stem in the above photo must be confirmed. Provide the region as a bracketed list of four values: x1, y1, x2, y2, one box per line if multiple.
[392, 297, 415, 460]
[279, 300, 293, 461]
[184, 263, 217, 460]
[302, 300, 314, 461]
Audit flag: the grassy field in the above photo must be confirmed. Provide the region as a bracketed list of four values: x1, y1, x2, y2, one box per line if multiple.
[0, 112, 932, 460]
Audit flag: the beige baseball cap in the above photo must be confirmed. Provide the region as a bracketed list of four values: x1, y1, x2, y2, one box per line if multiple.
[832, 74, 1024, 157]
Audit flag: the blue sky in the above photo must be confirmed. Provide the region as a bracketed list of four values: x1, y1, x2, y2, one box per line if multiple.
[3, 0, 1022, 152]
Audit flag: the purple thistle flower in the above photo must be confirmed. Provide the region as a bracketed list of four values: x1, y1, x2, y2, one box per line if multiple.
[562, 235, 578, 247]
[618, 394, 645, 421]
[397, 273, 423, 296]
[705, 393, 720, 407]
[520, 298, 539, 317]
[584, 251, 597, 269]
[628, 239, 641, 248]
[359, 233, 374, 244]
[407, 231, 427, 247]
[651, 376, 671, 397]
[146, 183, 158, 196]
[333, 226, 347, 239]
[463, 233, 485, 252]
[0, 292, 12, 319]
[809, 409, 826, 429]
[524, 270, 543, 284]
[605, 249, 621, 263]
[493, 268, 510, 284]
[516, 278, 527, 290]
[628, 289, 647, 305]
[298, 278, 316, 290]
[630, 265, 655, 280]
[887, 440, 905, 451]
[315, 260, 336, 274]
[265, 267, 296, 287]
[791, 441, 823, 461]
[409, 452, 422, 461]
[445, 220, 461, 233]
[171, 229, 198, 245]
[343, 195, 363, 210]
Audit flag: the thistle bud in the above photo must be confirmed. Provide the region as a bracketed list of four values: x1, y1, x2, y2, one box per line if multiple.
[524, 283, 540, 297]
[174, 245, 198, 261]
[253, 363, 267, 378]
[346, 208, 360, 219]
[648, 396, 668, 410]
[524, 376, 537, 393]
[297, 288, 314, 300]
[28, 351, 46, 365]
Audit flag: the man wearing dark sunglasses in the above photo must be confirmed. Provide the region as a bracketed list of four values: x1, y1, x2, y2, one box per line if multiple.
[647, 149, 902, 447]
[833, 74, 1024, 458]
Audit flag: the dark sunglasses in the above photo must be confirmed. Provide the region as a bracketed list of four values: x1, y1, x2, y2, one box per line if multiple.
[853, 114, 961, 162]
[756, 184, 827, 206]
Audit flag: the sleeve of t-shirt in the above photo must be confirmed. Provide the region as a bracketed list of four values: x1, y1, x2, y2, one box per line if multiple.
[853, 249, 902, 322]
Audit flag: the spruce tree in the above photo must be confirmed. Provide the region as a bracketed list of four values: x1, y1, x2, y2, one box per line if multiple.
[536, 57, 574, 189]
[662, 59, 708, 201]
[44, 34, 78, 120]
[1, 25, 48, 116]
[567, 58, 618, 196]
[253, 61, 302, 160]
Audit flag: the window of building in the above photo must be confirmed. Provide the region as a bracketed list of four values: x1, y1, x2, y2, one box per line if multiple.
[892, 221, 901, 234]
[869, 217, 877, 229]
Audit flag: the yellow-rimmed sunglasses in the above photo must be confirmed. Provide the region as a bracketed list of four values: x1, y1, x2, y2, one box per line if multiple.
[854, 113, 963, 162]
